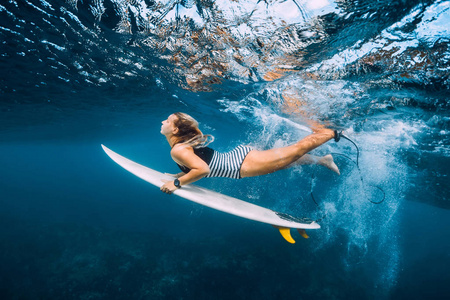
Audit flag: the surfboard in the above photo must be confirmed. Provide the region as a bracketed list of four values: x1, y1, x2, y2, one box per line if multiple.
[101, 145, 320, 243]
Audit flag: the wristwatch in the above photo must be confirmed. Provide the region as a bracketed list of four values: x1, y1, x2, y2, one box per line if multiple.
[173, 178, 181, 188]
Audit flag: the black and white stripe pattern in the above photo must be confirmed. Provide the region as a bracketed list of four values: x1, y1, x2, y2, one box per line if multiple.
[206, 146, 253, 179]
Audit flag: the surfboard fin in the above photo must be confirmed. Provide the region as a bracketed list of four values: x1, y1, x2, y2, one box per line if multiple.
[297, 229, 309, 239]
[275, 226, 296, 244]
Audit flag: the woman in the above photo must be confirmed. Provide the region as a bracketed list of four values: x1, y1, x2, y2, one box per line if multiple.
[160, 112, 341, 194]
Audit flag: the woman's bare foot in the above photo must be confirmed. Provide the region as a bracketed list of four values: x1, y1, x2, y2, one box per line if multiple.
[319, 154, 340, 175]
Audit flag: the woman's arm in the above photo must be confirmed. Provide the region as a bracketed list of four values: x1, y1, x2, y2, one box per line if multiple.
[160, 145, 210, 193]
[164, 172, 186, 178]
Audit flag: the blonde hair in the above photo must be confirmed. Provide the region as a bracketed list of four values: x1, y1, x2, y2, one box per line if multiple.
[172, 112, 214, 148]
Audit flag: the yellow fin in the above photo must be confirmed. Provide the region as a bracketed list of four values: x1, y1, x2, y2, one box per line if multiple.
[276, 226, 296, 244]
[297, 229, 309, 239]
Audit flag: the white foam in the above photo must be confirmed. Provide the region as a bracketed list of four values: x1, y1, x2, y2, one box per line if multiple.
[220, 85, 408, 290]
[41, 40, 66, 51]
[306, 1, 450, 74]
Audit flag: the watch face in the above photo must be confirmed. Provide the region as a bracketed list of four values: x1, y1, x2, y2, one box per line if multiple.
[174, 179, 181, 187]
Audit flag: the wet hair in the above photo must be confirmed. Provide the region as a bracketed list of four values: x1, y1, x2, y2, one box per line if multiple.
[172, 112, 214, 148]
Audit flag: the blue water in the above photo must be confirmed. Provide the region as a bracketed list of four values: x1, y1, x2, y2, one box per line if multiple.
[1, 0, 450, 299]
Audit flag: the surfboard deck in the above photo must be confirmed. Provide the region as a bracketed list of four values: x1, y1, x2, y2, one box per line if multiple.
[101, 145, 320, 243]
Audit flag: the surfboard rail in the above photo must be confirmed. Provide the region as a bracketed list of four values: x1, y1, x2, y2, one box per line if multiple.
[101, 144, 320, 243]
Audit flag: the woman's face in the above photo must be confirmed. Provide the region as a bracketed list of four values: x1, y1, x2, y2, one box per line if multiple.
[161, 114, 178, 136]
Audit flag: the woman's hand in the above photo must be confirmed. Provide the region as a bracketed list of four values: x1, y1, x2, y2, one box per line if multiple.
[160, 179, 179, 194]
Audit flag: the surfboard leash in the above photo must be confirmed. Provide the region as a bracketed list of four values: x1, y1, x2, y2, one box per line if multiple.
[310, 133, 386, 222]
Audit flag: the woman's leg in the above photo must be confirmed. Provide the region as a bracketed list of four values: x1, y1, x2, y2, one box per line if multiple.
[240, 128, 336, 177]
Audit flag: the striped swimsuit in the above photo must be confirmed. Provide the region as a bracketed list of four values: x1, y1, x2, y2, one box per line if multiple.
[176, 145, 253, 179]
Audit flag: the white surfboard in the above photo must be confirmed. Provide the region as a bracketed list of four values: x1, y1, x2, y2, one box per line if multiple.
[101, 145, 320, 243]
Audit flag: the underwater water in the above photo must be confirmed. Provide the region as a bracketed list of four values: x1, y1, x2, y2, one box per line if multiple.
[1, 0, 450, 299]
